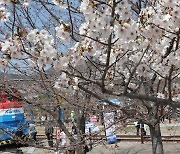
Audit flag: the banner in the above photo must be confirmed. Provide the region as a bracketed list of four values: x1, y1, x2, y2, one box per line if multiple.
[104, 112, 117, 144]
[0, 107, 24, 122]
[0, 108, 24, 116]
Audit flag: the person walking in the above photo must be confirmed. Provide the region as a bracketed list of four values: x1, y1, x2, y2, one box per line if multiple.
[29, 123, 37, 142]
[141, 123, 147, 136]
[72, 124, 77, 135]
[56, 128, 69, 154]
[134, 120, 140, 135]
[134, 120, 147, 136]
[70, 111, 75, 123]
[45, 123, 54, 147]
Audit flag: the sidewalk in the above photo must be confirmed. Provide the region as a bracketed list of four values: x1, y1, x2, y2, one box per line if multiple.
[88, 142, 180, 154]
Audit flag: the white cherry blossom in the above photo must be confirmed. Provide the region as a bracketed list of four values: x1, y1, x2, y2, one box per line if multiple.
[52, 0, 67, 9]
[0, 7, 10, 21]
[0, 0, 179, 102]
[55, 24, 70, 42]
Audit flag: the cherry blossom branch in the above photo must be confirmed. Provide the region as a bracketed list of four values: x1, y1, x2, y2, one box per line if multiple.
[77, 33, 108, 45]
[63, 68, 102, 87]
[66, 0, 79, 42]
[39, 0, 61, 24]
[129, 0, 143, 15]
[152, 23, 177, 35]
[101, 33, 112, 87]
[108, 49, 130, 69]
[101, 0, 116, 91]
[175, 28, 180, 50]
[116, 0, 123, 4]
[162, 37, 176, 59]
[23, 8, 36, 29]
[124, 92, 180, 108]
[150, 67, 166, 79]
[167, 65, 173, 100]
[86, 56, 103, 72]
[78, 82, 180, 108]
[12, 1, 16, 36]
[172, 72, 180, 80]
[78, 82, 120, 106]
[123, 45, 150, 94]
[94, 0, 112, 7]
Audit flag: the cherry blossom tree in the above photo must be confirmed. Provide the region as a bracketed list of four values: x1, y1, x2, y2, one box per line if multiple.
[0, 0, 179, 154]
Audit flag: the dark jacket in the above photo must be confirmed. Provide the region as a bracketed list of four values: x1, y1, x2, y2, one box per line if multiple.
[45, 125, 54, 135]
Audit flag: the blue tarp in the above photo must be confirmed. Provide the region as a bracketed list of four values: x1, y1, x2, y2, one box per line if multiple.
[108, 98, 124, 107]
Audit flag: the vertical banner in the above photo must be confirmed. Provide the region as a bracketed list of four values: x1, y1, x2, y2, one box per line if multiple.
[59, 109, 65, 124]
[104, 112, 117, 144]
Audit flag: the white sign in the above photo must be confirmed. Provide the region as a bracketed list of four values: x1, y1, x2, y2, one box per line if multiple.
[0, 108, 24, 116]
[85, 122, 100, 134]
[104, 112, 117, 144]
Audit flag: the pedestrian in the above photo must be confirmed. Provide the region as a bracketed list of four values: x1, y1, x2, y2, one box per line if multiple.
[29, 123, 37, 141]
[45, 122, 54, 147]
[141, 123, 147, 136]
[70, 111, 75, 123]
[60, 129, 67, 147]
[58, 129, 70, 154]
[134, 120, 140, 135]
[72, 125, 77, 135]
[41, 115, 45, 125]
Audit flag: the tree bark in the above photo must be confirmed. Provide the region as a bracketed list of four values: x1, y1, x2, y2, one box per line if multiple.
[149, 123, 164, 154]
[75, 110, 86, 154]
[75, 146, 85, 154]
[75, 94, 90, 154]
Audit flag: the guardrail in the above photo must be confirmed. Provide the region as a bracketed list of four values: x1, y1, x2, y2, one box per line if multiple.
[36, 134, 180, 142]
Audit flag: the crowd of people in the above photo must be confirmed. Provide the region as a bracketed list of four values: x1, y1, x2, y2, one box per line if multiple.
[28, 112, 151, 153]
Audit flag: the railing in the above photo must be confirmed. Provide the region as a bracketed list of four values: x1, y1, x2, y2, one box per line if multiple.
[36, 134, 180, 142]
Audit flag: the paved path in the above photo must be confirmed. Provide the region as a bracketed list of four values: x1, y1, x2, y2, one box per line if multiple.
[1, 121, 180, 154]
[88, 142, 180, 154]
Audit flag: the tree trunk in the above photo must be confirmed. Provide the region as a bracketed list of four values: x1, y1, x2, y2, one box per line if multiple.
[75, 146, 85, 154]
[75, 94, 90, 154]
[75, 111, 86, 154]
[149, 123, 164, 154]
